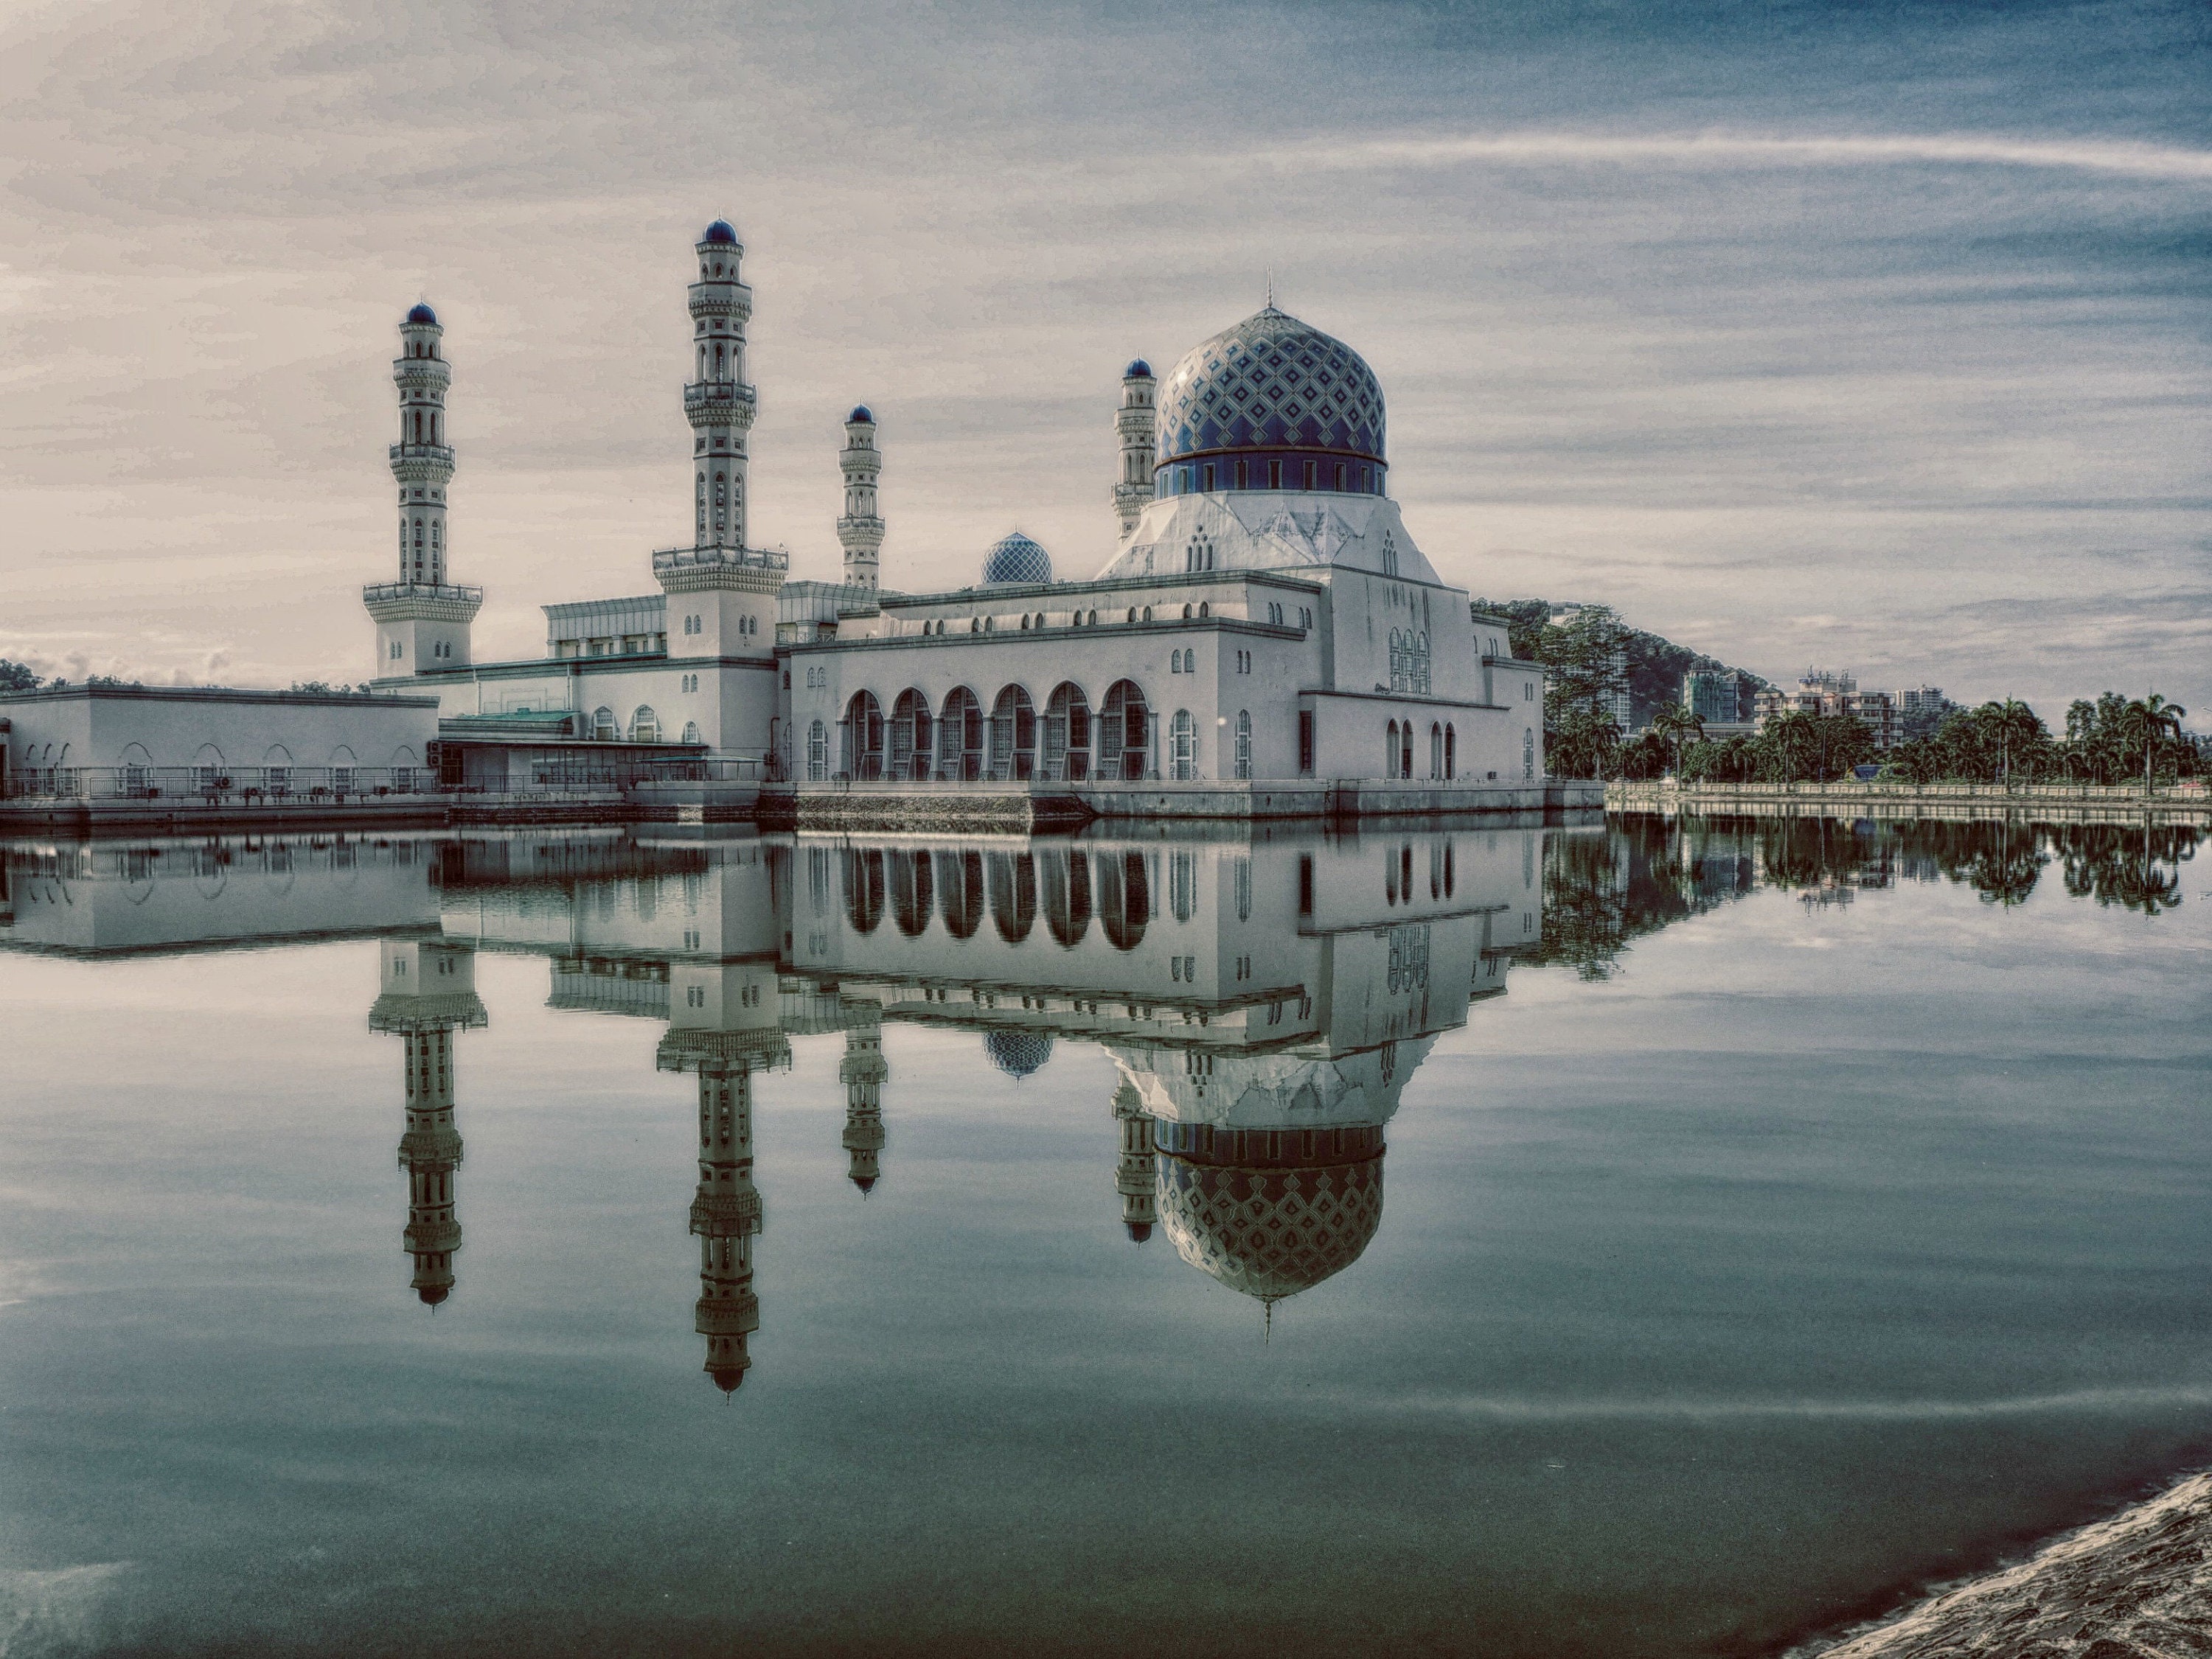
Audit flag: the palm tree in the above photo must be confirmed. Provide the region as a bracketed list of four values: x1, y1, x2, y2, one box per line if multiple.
[2133, 694, 2188, 794]
[1649, 701, 1705, 780]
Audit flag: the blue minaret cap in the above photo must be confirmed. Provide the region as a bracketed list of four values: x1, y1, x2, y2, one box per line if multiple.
[406, 302, 438, 325]
[1125, 358, 1152, 378]
[702, 220, 738, 245]
[847, 404, 874, 424]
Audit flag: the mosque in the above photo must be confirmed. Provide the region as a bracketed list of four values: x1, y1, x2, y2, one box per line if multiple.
[372, 220, 1551, 803]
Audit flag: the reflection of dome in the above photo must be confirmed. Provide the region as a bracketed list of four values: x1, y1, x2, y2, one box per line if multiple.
[702, 219, 739, 245]
[981, 531, 1053, 586]
[984, 1030, 1054, 1079]
[417, 1284, 449, 1307]
[851, 1173, 877, 1194]
[1155, 307, 1385, 472]
[709, 1365, 745, 1394]
[847, 404, 874, 424]
[1156, 1123, 1385, 1302]
[406, 302, 438, 325]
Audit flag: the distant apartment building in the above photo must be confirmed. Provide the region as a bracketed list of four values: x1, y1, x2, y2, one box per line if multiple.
[1548, 605, 1635, 732]
[1753, 670, 1899, 749]
[1683, 668, 1756, 724]
[1891, 684, 1947, 715]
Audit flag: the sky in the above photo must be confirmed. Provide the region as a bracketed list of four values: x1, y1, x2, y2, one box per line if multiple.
[0, 0, 2207, 724]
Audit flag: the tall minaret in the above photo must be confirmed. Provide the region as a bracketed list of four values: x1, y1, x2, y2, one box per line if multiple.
[689, 1053, 764, 1394]
[366, 302, 481, 680]
[835, 406, 884, 591]
[1112, 359, 1157, 540]
[838, 998, 888, 1192]
[686, 220, 756, 552]
[368, 942, 487, 1305]
[1111, 1077, 1158, 1243]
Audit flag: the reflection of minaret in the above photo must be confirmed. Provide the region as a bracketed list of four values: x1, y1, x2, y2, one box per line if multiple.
[838, 998, 887, 1194]
[1111, 1077, 1158, 1243]
[367, 942, 487, 1307]
[688, 1052, 763, 1393]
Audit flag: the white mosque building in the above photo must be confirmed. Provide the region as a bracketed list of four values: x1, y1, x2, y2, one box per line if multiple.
[369, 219, 1551, 807]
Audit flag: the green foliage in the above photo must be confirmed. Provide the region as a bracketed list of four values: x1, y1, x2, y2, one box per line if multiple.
[1882, 695, 2194, 787]
[0, 659, 44, 691]
[1470, 597, 1770, 729]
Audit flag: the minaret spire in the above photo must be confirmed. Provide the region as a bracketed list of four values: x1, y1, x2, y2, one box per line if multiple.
[368, 942, 487, 1306]
[838, 998, 888, 1192]
[686, 220, 757, 552]
[365, 302, 481, 679]
[1112, 359, 1158, 541]
[835, 407, 885, 591]
[688, 1052, 763, 1393]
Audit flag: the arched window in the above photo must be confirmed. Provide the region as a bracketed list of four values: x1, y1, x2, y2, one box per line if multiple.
[844, 849, 886, 934]
[936, 850, 984, 940]
[1234, 710, 1252, 779]
[989, 852, 1037, 943]
[890, 848, 933, 936]
[592, 706, 617, 742]
[1523, 727, 1536, 780]
[681, 720, 701, 744]
[1099, 681, 1150, 780]
[842, 690, 884, 778]
[629, 706, 660, 742]
[1098, 852, 1150, 950]
[1385, 720, 1399, 778]
[1400, 722, 1413, 779]
[1043, 683, 1090, 781]
[798, 718, 828, 779]
[938, 687, 984, 779]
[891, 689, 932, 779]
[988, 684, 1037, 780]
[1444, 724, 1456, 780]
[1169, 710, 1197, 781]
[1430, 722, 1443, 779]
[1043, 849, 1093, 946]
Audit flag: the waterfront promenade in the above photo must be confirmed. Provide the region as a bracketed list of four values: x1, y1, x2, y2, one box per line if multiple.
[1608, 779, 2211, 824]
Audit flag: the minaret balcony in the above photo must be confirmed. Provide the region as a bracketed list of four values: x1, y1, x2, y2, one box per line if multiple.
[683, 380, 759, 426]
[364, 580, 483, 604]
[389, 442, 456, 469]
[653, 544, 787, 576]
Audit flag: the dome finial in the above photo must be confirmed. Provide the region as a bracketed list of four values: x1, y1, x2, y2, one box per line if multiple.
[1265, 265, 1273, 310]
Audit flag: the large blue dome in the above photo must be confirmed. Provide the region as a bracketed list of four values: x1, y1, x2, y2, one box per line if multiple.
[701, 219, 738, 245]
[406, 302, 438, 325]
[981, 531, 1053, 586]
[1156, 307, 1385, 472]
[984, 1031, 1054, 1079]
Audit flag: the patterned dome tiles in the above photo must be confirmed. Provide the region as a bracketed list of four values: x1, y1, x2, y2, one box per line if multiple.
[981, 530, 1054, 586]
[1158, 1153, 1384, 1302]
[1158, 308, 1385, 467]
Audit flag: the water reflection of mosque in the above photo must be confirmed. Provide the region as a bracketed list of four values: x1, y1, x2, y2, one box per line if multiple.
[1, 825, 1552, 1392]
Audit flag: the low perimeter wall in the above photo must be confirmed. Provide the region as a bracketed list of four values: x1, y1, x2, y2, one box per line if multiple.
[1607, 780, 2211, 824]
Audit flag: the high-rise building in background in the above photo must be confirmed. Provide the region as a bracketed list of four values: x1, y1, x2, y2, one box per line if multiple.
[1754, 670, 1899, 749]
[1682, 668, 1757, 726]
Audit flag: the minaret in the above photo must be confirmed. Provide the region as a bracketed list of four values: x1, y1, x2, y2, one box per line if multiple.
[838, 998, 888, 1192]
[368, 942, 487, 1305]
[689, 1054, 764, 1393]
[686, 220, 756, 553]
[835, 406, 885, 591]
[1111, 1077, 1158, 1242]
[654, 222, 784, 657]
[365, 303, 481, 680]
[1113, 359, 1157, 540]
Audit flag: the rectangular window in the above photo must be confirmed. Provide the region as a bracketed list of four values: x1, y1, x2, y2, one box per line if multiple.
[1298, 854, 1314, 915]
[1268, 459, 1282, 490]
[1236, 459, 1248, 490]
[1201, 463, 1215, 492]
[1302, 461, 1316, 490]
[1179, 465, 1194, 493]
[1298, 710, 1315, 775]
[1334, 463, 1346, 490]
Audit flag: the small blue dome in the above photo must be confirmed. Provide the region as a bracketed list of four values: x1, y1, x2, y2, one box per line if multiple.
[981, 531, 1053, 586]
[406, 302, 438, 325]
[984, 1031, 1054, 1080]
[847, 404, 874, 425]
[702, 220, 738, 245]
[1125, 359, 1153, 378]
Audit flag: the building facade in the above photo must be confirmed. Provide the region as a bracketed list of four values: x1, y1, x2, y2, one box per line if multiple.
[1754, 670, 1899, 750]
[373, 222, 1550, 795]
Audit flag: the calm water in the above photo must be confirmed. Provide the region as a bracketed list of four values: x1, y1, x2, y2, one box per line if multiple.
[0, 815, 2207, 1658]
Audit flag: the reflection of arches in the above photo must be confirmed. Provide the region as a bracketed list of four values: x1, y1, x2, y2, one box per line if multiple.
[890, 689, 932, 779]
[989, 852, 1037, 943]
[843, 690, 883, 779]
[629, 706, 659, 742]
[1043, 683, 1090, 781]
[1099, 681, 1150, 780]
[844, 848, 885, 933]
[592, 706, 618, 741]
[988, 685, 1035, 780]
[1444, 723, 1455, 781]
[807, 719, 829, 780]
[1430, 722, 1442, 779]
[936, 850, 984, 939]
[890, 849, 934, 936]
[1098, 851, 1150, 950]
[938, 687, 984, 779]
[1042, 849, 1092, 946]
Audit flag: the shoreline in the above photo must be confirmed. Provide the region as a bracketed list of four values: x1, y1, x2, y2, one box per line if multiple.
[1781, 1469, 2212, 1657]
[1608, 779, 2210, 824]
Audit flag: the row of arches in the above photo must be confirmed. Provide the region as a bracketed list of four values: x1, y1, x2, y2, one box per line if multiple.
[812, 681, 1155, 782]
[840, 847, 1152, 949]
[1384, 720, 1458, 781]
[586, 706, 700, 745]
